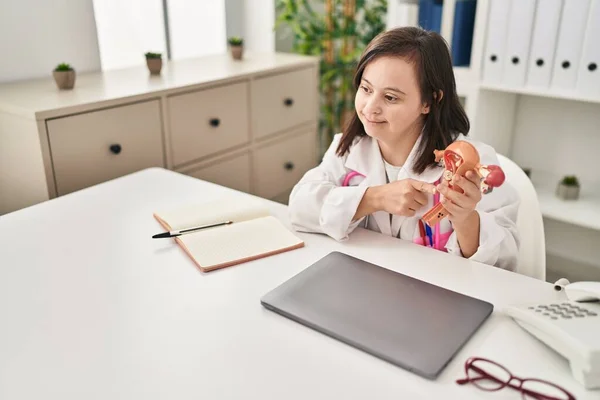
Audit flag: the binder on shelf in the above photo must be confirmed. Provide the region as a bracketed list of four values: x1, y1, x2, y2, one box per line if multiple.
[502, 0, 536, 87]
[418, 0, 443, 33]
[451, 0, 478, 67]
[576, 0, 600, 96]
[551, 0, 591, 91]
[482, 0, 512, 83]
[526, 0, 563, 88]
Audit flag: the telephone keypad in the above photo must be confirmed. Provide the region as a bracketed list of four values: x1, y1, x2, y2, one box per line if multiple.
[529, 302, 598, 320]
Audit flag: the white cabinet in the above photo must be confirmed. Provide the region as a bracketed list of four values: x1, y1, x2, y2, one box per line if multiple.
[0, 53, 320, 214]
[251, 67, 317, 139]
[253, 129, 317, 199]
[47, 100, 164, 195]
[167, 81, 250, 167]
[184, 151, 251, 194]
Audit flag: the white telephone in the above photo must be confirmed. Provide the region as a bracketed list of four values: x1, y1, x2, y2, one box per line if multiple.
[503, 281, 600, 390]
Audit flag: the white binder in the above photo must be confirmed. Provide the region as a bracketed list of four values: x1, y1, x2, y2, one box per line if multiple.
[386, 0, 418, 29]
[576, 0, 600, 95]
[526, 0, 563, 88]
[482, 0, 511, 83]
[502, 0, 537, 87]
[551, 0, 592, 91]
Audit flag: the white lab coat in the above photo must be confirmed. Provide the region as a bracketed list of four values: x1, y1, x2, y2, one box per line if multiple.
[288, 133, 520, 271]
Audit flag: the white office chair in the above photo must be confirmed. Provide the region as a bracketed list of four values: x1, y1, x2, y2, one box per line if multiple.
[497, 154, 546, 281]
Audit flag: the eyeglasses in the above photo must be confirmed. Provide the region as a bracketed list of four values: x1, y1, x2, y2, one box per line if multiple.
[456, 357, 576, 400]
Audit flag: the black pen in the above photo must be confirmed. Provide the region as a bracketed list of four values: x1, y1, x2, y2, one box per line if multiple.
[152, 221, 233, 239]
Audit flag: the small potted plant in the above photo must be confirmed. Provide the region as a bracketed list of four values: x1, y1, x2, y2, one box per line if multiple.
[145, 52, 162, 75]
[556, 175, 580, 200]
[228, 37, 244, 60]
[53, 63, 75, 90]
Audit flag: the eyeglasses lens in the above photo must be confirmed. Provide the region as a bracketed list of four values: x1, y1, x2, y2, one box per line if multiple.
[467, 359, 511, 391]
[521, 380, 571, 400]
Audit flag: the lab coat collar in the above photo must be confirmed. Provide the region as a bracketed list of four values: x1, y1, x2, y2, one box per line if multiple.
[344, 133, 446, 185]
[343, 135, 379, 180]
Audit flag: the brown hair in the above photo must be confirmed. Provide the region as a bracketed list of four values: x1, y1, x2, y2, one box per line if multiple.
[336, 26, 469, 174]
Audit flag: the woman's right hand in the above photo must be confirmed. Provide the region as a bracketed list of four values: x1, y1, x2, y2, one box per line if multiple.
[377, 179, 437, 216]
[353, 179, 437, 221]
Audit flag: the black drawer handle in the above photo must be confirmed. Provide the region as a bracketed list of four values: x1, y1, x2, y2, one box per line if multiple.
[490, 54, 497, 62]
[284, 98, 294, 107]
[511, 56, 519, 65]
[589, 62, 597, 72]
[284, 161, 294, 171]
[562, 60, 570, 69]
[109, 144, 122, 155]
[536, 58, 544, 67]
[209, 118, 220, 127]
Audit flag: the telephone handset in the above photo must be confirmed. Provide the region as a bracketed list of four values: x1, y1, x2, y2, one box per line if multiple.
[503, 281, 600, 390]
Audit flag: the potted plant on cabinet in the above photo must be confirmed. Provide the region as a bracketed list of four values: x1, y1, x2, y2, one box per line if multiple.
[145, 52, 163, 75]
[228, 37, 244, 60]
[556, 175, 580, 200]
[53, 63, 76, 90]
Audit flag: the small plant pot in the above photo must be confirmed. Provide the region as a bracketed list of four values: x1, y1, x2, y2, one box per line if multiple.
[556, 183, 580, 200]
[230, 45, 243, 60]
[53, 70, 76, 90]
[146, 58, 162, 75]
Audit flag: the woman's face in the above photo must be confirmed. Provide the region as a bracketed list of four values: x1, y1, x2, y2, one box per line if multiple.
[355, 56, 429, 144]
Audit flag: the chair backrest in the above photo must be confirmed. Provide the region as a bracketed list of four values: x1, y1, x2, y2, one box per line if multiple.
[497, 154, 546, 281]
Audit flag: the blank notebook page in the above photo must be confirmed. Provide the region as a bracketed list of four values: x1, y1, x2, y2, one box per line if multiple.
[155, 198, 270, 230]
[178, 216, 304, 269]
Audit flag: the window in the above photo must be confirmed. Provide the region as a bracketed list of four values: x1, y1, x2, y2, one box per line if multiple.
[92, 0, 167, 71]
[92, 0, 226, 70]
[168, 0, 227, 60]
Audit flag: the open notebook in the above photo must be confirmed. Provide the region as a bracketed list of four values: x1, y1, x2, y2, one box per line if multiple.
[153, 198, 304, 272]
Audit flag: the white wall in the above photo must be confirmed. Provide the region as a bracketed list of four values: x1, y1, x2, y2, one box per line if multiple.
[0, 0, 101, 83]
[0, 0, 275, 84]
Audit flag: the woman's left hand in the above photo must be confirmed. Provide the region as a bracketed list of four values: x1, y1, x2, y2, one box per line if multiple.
[436, 170, 482, 226]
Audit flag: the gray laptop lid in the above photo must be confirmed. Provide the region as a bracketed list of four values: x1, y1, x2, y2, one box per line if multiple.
[260, 251, 493, 379]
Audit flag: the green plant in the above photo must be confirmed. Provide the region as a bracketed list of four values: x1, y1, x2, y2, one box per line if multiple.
[561, 175, 579, 186]
[54, 63, 73, 71]
[275, 0, 388, 154]
[145, 52, 162, 59]
[228, 36, 244, 46]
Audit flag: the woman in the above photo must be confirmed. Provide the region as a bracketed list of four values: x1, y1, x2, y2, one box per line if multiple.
[288, 27, 520, 271]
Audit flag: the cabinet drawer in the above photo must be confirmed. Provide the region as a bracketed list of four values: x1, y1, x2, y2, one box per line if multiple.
[47, 100, 164, 196]
[168, 81, 250, 166]
[271, 187, 293, 205]
[185, 152, 251, 194]
[253, 131, 317, 199]
[251, 68, 316, 139]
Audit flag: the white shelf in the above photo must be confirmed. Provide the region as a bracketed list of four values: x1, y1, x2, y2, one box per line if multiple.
[479, 82, 600, 106]
[535, 187, 600, 231]
[530, 173, 600, 231]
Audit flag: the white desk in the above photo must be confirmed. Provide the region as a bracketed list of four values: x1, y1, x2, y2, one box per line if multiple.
[0, 168, 596, 399]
